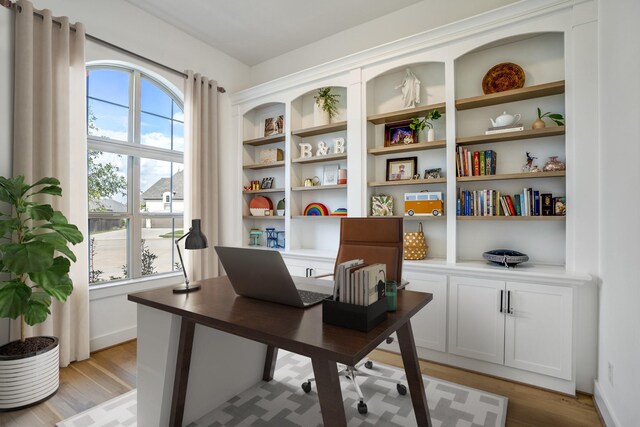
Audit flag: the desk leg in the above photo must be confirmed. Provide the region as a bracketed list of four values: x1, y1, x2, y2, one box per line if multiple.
[169, 318, 196, 427]
[397, 320, 432, 427]
[263, 346, 278, 381]
[311, 358, 347, 427]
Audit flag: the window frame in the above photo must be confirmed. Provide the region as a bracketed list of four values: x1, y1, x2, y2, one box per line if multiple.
[87, 64, 185, 286]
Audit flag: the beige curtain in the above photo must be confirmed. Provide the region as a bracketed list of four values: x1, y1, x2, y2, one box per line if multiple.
[183, 71, 219, 280]
[10, 0, 89, 366]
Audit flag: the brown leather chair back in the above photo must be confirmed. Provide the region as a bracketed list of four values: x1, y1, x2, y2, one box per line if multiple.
[334, 217, 403, 282]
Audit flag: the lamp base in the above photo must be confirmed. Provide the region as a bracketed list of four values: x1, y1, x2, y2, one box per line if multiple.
[172, 283, 202, 294]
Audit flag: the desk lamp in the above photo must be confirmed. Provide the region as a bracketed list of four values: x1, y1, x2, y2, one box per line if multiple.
[173, 219, 208, 294]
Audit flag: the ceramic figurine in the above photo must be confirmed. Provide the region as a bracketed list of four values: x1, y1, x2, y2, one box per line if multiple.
[396, 68, 421, 108]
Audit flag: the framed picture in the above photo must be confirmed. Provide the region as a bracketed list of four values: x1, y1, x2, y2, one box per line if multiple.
[260, 177, 273, 189]
[323, 164, 340, 186]
[384, 120, 416, 147]
[264, 115, 284, 136]
[275, 115, 284, 134]
[386, 157, 417, 181]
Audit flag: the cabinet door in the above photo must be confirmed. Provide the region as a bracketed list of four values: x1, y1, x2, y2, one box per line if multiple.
[404, 273, 447, 352]
[448, 276, 505, 364]
[504, 282, 573, 380]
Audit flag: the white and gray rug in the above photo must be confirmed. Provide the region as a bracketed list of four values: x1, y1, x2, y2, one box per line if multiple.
[58, 351, 507, 427]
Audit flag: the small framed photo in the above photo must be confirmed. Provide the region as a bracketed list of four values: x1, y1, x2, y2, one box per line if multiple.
[264, 117, 275, 136]
[424, 168, 442, 179]
[386, 157, 417, 181]
[384, 120, 416, 147]
[275, 115, 284, 134]
[260, 177, 273, 189]
[323, 164, 340, 186]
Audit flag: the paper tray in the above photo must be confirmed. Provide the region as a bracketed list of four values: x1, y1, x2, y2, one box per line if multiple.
[322, 297, 388, 332]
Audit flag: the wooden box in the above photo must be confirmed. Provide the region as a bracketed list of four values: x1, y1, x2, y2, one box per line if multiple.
[259, 148, 284, 164]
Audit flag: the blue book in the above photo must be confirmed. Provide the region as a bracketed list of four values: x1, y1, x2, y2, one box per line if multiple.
[514, 194, 522, 216]
[533, 191, 540, 216]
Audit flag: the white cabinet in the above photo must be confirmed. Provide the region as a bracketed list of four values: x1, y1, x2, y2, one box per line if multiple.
[281, 254, 335, 279]
[448, 276, 573, 379]
[404, 272, 447, 352]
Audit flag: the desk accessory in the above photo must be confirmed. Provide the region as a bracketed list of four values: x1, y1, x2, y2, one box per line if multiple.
[386, 281, 397, 312]
[322, 297, 387, 332]
[174, 219, 208, 293]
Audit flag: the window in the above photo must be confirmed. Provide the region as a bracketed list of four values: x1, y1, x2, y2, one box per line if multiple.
[87, 65, 184, 285]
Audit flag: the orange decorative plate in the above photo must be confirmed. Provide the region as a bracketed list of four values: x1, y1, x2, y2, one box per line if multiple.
[249, 196, 273, 216]
[482, 62, 525, 94]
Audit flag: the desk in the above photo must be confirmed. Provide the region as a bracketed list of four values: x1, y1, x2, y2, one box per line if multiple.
[129, 276, 433, 426]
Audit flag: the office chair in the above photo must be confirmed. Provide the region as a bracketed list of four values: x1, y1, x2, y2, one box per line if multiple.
[301, 217, 407, 414]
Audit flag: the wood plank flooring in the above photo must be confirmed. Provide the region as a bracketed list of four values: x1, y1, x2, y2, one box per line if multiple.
[0, 340, 602, 426]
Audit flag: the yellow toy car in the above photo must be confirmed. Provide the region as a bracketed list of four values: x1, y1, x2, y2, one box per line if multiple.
[404, 192, 444, 216]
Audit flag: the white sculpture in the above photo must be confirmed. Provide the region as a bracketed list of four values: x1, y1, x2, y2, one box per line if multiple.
[333, 137, 345, 154]
[395, 68, 421, 108]
[299, 143, 313, 158]
[316, 141, 329, 156]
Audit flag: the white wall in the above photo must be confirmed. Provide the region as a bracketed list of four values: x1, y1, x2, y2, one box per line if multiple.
[596, 0, 640, 425]
[249, 0, 518, 85]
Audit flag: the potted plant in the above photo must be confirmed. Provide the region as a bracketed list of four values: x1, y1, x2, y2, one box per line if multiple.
[532, 108, 565, 129]
[409, 109, 442, 142]
[0, 176, 83, 411]
[313, 87, 340, 125]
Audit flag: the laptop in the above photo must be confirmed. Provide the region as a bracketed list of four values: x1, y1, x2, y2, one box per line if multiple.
[215, 246, 332, 308]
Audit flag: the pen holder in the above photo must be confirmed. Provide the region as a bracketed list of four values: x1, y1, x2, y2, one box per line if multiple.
[386, 281, 397, 312]
[322, 297, 388, 332]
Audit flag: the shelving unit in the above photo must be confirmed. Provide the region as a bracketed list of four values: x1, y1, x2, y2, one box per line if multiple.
[242, 216, 285, 220]
[457, 216, 565, 221]
[455, 80, 565, 110]
[243, 188, 285, 194]
[456, 126, 565, 146]
[243, 133, 286, 146]
[368, 140, 446, 155]
[291, 121, 347, 137]
[291, 153, 347, 164]
[291, 184, 346, 191]
[242, 161, 285, 170]
[369, 178, 446, 187]
[457, 171, 565, 182]
[367, 102, 446, 125]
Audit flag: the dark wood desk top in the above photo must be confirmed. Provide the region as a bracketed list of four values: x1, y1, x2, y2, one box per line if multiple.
[129, 276, 432, 366]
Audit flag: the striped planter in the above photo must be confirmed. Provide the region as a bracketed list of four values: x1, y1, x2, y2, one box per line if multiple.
[0, 337, 59, 411]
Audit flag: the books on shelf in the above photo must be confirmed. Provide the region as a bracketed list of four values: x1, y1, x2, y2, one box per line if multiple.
[484, 123, 525, 135]
[456, 147, 497, 177]
[457, 187, 566, 217]
[333, 260, 386, 306]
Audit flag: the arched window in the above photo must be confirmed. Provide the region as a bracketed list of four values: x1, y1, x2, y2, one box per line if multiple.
[86, 63, 184, 284]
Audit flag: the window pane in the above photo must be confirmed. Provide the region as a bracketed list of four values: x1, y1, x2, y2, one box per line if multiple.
[173, 120, 184, 152]
[140, 217, 183, 276]
[141, 77, 172, 118]
[88, 150, 128, 212]
[89, 219, 129, 284]
[141, 112, 172, 150]
[173, 101, 184, 122]
[88, 98, 129, 141]
[87, 68, 130, 107]
[140, 159, 183, 213]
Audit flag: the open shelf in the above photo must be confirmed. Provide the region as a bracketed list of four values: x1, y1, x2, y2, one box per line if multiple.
[291, 215, 342, 219]
[243, 216, 285, 220]
[291, 121, 347, 137]
[243, 188, 285, 194]
[243, 133, 286, 146]
[291, 184, 347, 191]
[457, 171, 565, 182]
[367, 215, 446, 220]
[368, 178, 446, 188]
[457, 216, 565, 221]
[367, 102, 446, 125]
[243, 161, 285, 170]
[368, 140, 446, 155]
[291, 152, 347, 165]
[456, 126, 565, 147]
[455, 80, 565, 111]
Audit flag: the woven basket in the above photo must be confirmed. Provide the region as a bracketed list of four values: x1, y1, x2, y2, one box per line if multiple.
[404, 222, 427, 260]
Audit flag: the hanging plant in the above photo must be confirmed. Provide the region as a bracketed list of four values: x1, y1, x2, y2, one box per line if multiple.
[314, 87, 340, 119]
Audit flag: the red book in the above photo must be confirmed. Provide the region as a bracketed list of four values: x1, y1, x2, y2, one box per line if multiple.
[473, 151, 480, 176]
[505, 195, 516, 216]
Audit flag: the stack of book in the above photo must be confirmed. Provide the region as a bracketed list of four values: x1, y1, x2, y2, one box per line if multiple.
[333, 259, 386, 306]
[457, 188, 566, 216]
[456, 148, 497, 177]
[485, 123, 524, 135]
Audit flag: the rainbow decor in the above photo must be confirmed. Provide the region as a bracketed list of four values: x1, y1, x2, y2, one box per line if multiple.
[303, 203, 329, 216]
[330, 208, 348, 216]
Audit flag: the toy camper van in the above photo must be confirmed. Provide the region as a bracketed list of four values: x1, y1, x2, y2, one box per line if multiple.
[404, 192, 444, 216]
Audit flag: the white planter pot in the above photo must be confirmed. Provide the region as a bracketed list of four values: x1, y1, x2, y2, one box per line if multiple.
[0, 337, 59, 411]
[427, 128, 435, 142]
[313, 102, 331, 126]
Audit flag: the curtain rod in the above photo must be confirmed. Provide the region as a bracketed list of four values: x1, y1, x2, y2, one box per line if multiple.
[1, 0, 226, 93]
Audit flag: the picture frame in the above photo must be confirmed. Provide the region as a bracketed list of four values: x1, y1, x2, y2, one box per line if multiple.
[322, 164, 340, 186]
[386, 157, 417, 181]
[264, 115, 285, 137]
[260, 177, 274, 189]
[384, 120, 416, 147]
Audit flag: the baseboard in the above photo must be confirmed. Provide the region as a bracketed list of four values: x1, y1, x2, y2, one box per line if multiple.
[593, 380, 619, 427]
[90, 326, 137, 352]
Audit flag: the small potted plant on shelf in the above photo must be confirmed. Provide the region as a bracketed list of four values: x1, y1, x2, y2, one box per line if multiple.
[0, 176, 84, 411]
[532, 108, 565, 129]
[409, 109, 442, 142]
[314, 87, 340, 126]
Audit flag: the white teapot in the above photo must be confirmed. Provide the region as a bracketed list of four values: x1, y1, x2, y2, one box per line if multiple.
[490, 112, 521, 127]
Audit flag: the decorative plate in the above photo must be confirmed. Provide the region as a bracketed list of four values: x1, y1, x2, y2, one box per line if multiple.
[482, 249, 529, 268]
[482, 63, 525, 94]
[249, 196, 273, 216]
[303, 203, 329, 216]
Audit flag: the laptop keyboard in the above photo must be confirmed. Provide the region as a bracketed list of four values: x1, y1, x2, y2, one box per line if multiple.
[298, 289, 330, 305]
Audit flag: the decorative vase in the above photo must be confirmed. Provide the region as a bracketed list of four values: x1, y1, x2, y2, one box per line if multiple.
[313, 102, 330, 126]
[427, 128, 435, 142]
[532, 118, 546, 129]
[543, 156, 566, 171]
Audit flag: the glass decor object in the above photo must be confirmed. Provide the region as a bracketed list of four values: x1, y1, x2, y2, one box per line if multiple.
[543, 156, 566, 171]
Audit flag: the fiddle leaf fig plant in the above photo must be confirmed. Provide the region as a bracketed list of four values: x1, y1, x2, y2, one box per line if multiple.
[409, 109, 442, 132]
[0, 176, 83, 342]
[314, 87, 340, 119]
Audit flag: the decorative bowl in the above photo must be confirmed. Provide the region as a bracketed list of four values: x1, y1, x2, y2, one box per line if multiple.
[482, 249, 529, 268]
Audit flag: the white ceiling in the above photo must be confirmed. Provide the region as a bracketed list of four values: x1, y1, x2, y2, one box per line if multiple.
[124, 0, 423, 66]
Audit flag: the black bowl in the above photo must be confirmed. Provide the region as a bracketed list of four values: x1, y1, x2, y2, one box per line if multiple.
[482, 249, 529, 268]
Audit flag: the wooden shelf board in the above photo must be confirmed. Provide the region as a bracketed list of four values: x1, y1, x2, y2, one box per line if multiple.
[367, 102, 446, 125]
[456, 80, 565, 111]
[367, 215, 446, 220]
[457, 170, 566, 182]
[243, 161, 285, 170]
[368, 178, 446, 188]
[291, 121, 347, 137]
[243, 133, 285, 146]
[291, 152, 347, 164]
[457, 216, 565, 221]
[456, 126, 565, 146]
[291, 215, 342, 219]
[368, 139, 446, 155]
[243, 188, 285, 194]
[291, 184, 347, 191]
[242, 215, 285, 220]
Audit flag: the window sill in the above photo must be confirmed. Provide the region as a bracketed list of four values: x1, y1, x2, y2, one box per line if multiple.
[89, 272, 184, 301]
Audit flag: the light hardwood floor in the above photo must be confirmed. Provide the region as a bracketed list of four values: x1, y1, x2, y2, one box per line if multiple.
[0, 340, 601, 426]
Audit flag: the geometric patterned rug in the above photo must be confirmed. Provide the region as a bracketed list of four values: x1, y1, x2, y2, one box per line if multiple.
[57, 351, 507, 427]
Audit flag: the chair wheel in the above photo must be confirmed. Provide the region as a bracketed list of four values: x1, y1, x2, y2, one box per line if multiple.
[397, 383, 407, 395]
[357, 401, 368, 414]
[364, 361, 373, 369]
[302, 381, 312, 393]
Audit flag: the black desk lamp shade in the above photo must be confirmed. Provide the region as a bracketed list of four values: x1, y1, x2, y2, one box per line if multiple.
[173, 219, 209, 293]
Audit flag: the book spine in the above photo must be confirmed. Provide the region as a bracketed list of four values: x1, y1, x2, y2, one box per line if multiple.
[466, 150, 472, 177]
[505, 195, 515, 216]
[484, 126, 525, 135]
[514, 194, 522, 216]
[534, 191, 540, 216]
[456, 147, 461, 177]
[473, 151, 480, 176]
[480, 151, 486, 175]
[541, 193, 553, 216]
